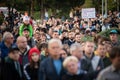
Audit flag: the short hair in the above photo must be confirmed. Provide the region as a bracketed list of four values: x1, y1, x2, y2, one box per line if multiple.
[48, 38, 63, 49]
[109, 46, 120, 59]
[75, 33, 80, 36]
[37, 42, 48, 51]
[63, 56, 78, 69]
[70, 43, 81, 54]
[2, 32, 13, 41]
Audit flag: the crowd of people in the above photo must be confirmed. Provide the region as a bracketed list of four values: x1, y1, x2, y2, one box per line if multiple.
[0, 8, 120, 80]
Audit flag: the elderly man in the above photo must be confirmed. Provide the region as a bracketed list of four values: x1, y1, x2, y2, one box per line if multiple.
[39, 38, 65, 80]
[0, 32, 14, 59]
[16, 36, 30, 66]
[70, 43, 86, 73]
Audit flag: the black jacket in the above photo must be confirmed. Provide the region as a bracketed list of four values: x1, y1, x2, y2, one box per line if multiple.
[24, 63, 39, 80]
[1, 57, 24, 80]
[62, 73, 89, 80]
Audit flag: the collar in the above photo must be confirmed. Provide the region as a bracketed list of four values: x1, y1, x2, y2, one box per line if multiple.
[111, 65, 120, 72]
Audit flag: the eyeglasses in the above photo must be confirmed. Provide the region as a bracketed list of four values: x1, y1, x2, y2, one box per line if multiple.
[7, 37, 14, 39]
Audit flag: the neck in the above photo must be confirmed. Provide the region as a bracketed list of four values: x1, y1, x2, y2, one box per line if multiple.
[4, 42, 11, 48]
[51, 55, 60, 60]
[19, 48, 26, 54]
[85, 52, 92, 58]
[34, 63, 38, 68]
[112, 39, 118, 43]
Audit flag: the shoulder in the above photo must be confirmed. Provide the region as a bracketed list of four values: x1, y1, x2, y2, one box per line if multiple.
[98, 66, 111, 77]
[40, 57, 51, 65]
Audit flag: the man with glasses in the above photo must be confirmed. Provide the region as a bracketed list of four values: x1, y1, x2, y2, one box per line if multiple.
[0, 32, 14, 59]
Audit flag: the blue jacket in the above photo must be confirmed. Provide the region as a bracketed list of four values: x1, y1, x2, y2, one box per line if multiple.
[39, 57, 65, 80]
[0, 41, 14, 59]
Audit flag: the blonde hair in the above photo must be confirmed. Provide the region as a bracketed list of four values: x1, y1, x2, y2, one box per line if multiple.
[63, 56, 78, 69]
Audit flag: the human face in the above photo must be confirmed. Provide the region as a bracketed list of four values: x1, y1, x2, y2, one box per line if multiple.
[71, 48, 83, 59]
[52, 32, 59, 39]
[6, 35, 14, 44]
[84, 42, 95, 54]
[112, 56, 120, 69]
[75, 35, 81, 43]
[60, 49, 67, 59]
[97, 45, 106, 57]
[22, 30, 30, 38]
[69, 32, 75, 39]
[66, 61, 78, 74]
[31, 53, 40, 62]
[17, 37, 27, 49]
[48, 42, 61, 57]
[110, 34, 118, 42]
[34, 33, 41, 41]
[9, 51, 20, 61]
[41, 35, 46, 42]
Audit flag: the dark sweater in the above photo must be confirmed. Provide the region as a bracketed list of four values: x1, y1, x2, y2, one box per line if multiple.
[62, 73, 89, 80]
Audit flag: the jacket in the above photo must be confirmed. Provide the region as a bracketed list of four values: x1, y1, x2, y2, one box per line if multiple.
[19, 24, 33, 38]
[38, 57, 65, 80]
[1, 57, 24, 80]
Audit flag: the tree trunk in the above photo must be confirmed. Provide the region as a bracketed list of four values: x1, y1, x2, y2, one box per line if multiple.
[30, 0, 34, 16]
[40, 0, 44, 24]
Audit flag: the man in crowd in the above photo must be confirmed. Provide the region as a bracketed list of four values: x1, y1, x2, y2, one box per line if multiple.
[1, 47, 23, 80]
[97, 46, 120, 80]
[0, 32, 14, 59]
[109, 29, 120, 46]
[16, 36, 30, 66]
[22, 27, 35, 48]
[64, 30, 75, 46]
[81, 41, 104, 80]
[39, 38, 65, 80]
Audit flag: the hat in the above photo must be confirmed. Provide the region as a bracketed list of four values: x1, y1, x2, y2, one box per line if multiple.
[29, 47, 40, 61]
[91, 29, 97, 32]
[23, 27, 29, 31]
[109, 30, 118, 34]
[9, 46, 19, 53]
[23, 16, 30, 22]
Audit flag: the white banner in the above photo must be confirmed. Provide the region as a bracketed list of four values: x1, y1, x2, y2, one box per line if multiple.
[82, 8, 96, 19]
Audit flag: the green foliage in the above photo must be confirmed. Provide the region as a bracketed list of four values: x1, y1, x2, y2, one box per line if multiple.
[81, 35, 93, 42]
[98, 28, 120, 38]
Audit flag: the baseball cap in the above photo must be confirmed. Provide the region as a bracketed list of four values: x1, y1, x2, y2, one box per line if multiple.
[109, 30, 118, 34]
[9, 46, 20, 53]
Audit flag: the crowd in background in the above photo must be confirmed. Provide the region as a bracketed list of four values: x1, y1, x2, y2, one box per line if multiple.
[0, 8, 120, 80]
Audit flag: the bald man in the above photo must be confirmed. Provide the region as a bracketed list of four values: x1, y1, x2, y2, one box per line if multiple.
[16, 36, 30, 66]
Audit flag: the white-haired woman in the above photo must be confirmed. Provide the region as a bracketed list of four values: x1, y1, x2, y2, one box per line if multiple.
[62, 56, 88, 80]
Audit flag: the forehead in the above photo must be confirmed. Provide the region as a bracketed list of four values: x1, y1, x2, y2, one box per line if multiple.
[49, 42, 60, 48]
[17, 37, 27, 42]
[85, 42, 94, 46]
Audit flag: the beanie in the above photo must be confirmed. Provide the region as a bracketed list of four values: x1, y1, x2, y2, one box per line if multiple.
[29, 47, 40, 61]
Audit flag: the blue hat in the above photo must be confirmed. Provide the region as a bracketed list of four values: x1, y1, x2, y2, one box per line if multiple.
[109, 30, 118, 34]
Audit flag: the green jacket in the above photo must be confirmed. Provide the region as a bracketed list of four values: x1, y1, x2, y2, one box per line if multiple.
[19, 24, 33, 37]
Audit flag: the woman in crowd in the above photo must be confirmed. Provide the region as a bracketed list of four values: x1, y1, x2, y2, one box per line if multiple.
[62, 56, 88, 80]
[24, 47, 40, 80]
[59, 48, 68, 59]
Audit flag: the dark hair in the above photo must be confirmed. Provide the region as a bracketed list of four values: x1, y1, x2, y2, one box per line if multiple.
[61, 48, 68, 54]
[37, 42, 48, 51]
[75, 33, 80, 36]
[30, 60, 40, 69]
[109, 46, 120, 59]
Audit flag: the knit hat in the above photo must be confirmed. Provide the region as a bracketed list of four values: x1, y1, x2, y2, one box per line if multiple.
[23, 16, 30, 22]
[29, 47, 40, 61]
